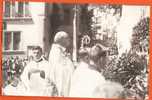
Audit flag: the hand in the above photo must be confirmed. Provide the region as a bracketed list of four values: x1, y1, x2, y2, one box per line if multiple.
[11, 77, 20, 87]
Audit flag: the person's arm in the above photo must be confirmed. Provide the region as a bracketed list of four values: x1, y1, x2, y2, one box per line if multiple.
[43, 61, 58, 96]
[48, 46, 61, 82]
[20, 64, 31, 91]
[48, 46, 63, 96]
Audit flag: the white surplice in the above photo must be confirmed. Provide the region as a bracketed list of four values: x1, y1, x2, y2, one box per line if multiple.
[20, 58, 50, 96]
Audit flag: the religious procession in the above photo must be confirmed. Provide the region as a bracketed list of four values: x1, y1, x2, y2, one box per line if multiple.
[2, 1, 150, 100]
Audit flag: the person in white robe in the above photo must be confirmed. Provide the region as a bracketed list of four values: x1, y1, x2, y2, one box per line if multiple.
[69, 45, 106, 98]
[47, 31, 74, 97]
[3, 46, 51, 96]
[69, 44, 124, 98]
[20, 46, 50, 96]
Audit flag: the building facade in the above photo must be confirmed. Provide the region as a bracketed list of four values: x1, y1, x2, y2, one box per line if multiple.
[3, 1, 45, 59]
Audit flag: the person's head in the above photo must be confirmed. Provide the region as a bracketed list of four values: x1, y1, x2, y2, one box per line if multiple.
[89, 44, 108, 69]
[78, 47, 90, 63]
[32, 46, 42, 61]
[54, 31, 70, 48]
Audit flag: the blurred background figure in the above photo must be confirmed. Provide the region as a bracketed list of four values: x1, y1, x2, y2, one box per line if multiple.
[2, 57, 27, 88]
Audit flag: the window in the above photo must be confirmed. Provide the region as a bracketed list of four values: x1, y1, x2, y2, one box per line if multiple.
[4, 1, 10, 17]
[3, 31, 21, 51]
[3, 1, 31, 18]
[18, 2, 24, 17]
[25, 2, 30, 17]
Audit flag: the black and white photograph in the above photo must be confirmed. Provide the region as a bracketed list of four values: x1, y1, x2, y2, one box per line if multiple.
[2, 1, 150, 99]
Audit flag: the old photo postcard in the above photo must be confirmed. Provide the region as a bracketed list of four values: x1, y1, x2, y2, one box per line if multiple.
[1, 0, 151, 100]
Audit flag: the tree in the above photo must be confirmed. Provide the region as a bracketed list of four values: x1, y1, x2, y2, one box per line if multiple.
[103, 17, 150, 99]
[131, 17, 150, 53]
[79, 4, 121, 51]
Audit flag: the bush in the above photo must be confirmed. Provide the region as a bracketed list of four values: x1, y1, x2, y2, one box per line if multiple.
[103, 51, 148, 99]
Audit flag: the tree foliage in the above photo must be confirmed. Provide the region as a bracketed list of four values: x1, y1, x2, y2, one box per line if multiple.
[131, 17, 150, 53]
[103, 17, 149, 99]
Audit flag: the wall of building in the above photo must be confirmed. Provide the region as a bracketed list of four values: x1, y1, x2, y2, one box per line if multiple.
[5, 2, 45, 52]
[44, 3, 76, 57]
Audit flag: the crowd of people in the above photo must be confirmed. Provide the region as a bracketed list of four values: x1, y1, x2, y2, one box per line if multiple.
[2, 56, 28, 88]
[2, 31, 126, 99]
